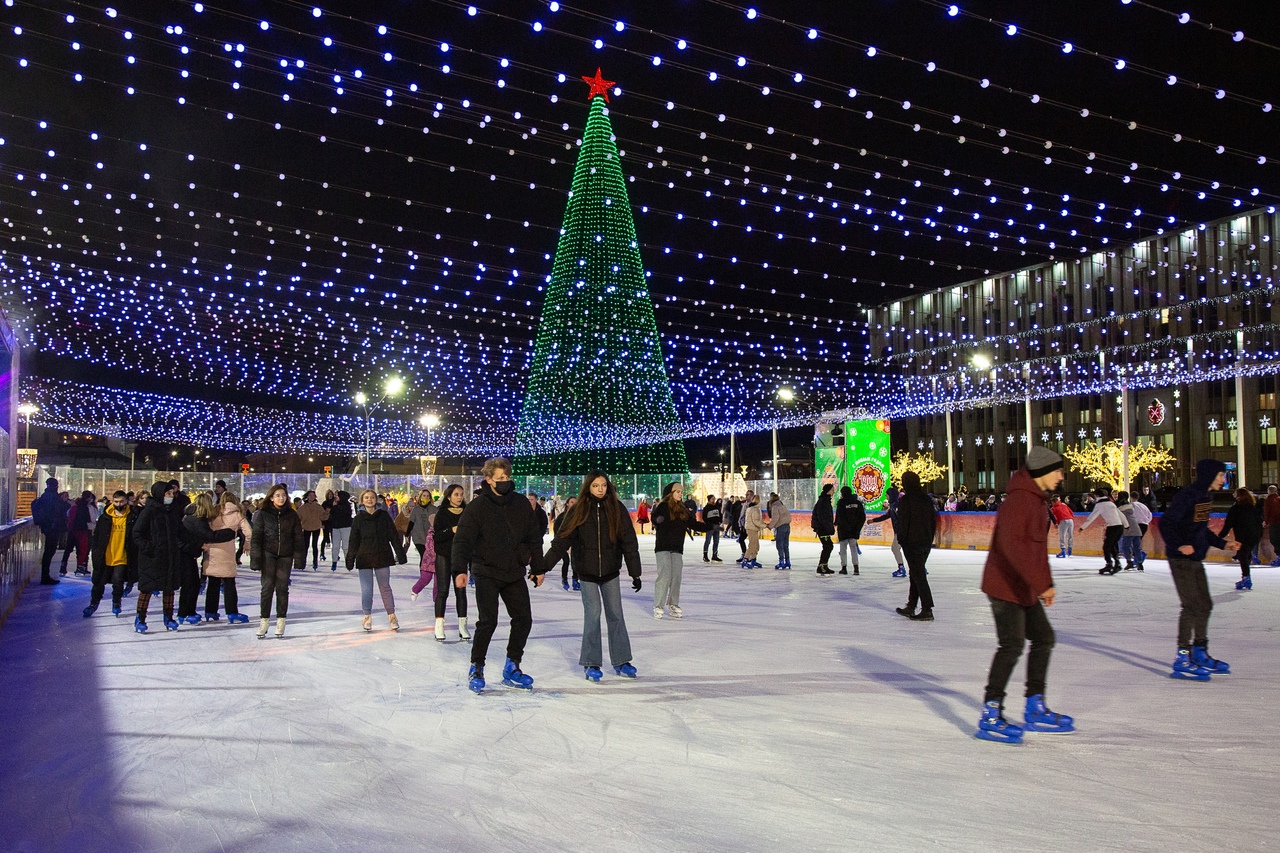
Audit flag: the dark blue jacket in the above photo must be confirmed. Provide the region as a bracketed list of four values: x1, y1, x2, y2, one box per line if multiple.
[1161, 461, 1228, 561]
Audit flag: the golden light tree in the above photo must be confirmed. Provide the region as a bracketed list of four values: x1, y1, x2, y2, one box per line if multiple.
[890, 450, 949, 489]
[1062, 439, 1176, 487]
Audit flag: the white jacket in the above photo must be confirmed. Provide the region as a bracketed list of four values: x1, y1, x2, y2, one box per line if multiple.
[1081, 499, 1127, 530]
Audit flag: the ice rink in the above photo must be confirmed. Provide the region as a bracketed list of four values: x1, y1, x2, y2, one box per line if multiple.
[2, 536, 1276, 853]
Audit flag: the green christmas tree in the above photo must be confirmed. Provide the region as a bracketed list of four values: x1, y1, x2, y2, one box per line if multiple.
[513, 70, 688, 478]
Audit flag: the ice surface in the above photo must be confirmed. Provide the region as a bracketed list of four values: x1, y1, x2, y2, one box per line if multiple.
[2, 539, 1277, 852]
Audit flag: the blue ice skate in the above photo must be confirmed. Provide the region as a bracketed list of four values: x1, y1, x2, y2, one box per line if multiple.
[613, 662, 637, 678]
[1235, 577, 1252, 591]
[572, 579, 581, 591]
[111, 606, 121, 617]
[584, 666, 602, 682]
[184, 614, 201, 626]
[82, 605, 96, 618]
[892, 565, 907, 578]
[164, 619, 180, 631]
[204, 611, 221, 622]
[1192, 644, 1230, 674]
[1171, 648, 1211, 681]
[134, 617, 148, 634]
[1023, 694, 1075, 734]
[468, 664, 485, 694]
[502, 658, 534, 690]
[227, 613, 249, 624]
[975, 701, 1024, 744]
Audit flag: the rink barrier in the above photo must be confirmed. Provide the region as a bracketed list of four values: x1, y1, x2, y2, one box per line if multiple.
[0, 519, 41, 630]
[626, 510, 1237, 563]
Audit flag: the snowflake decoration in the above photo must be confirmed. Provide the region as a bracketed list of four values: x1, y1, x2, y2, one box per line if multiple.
[928, 440, 935, 450]
[1227, 417, 1238, 430]
[1020, 433, 1028, 444]
[957, 437, 964, 448]
[1093, 427, 1103, 438]
[987, 435, 995, 446]
[917, 439, 925, 450]
[1041, 432, 1050, 443]
[1007, 434, 1016, 444]
[1078, 428, 1087, 439]
[1207, 418, 1219, 431]
[1056, 430, 1064, 441]
[1261, 415, 1273, 429]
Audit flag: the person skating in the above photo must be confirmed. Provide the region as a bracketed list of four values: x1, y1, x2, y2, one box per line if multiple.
[701, 495, 723, 563]
[552, 496, 579, 590]
[251, 484, 306, 639]
[296, 491, 328, 571]
[834, 486, 866, 575]
[85, 491, 137, 618]
[1161, 459, 1240, 680]
[976, 447, 1074, 744]
[203, 491, 252, 623]
[431, 484, 471, 641]
[766, 492, 792, 570]
[870, 485, 907, 577]
[346, 488, 407, 633]
[1219, 488, 1262, 591]
[1049, 495, 1075, 558]
[1115, 492, 1143, 571]
[650, 482, 707, 618]
[543, 473, 642, 682]
[451, 458, 548, 693]
[130, 482, 188, 633]
[812, 484, 836, 575]
[741, 491, 764, 569]
[1078, 488, 1127, 574]
[180, 494, 239, 623]
[326, 490, 354, 571]
[636, 499, 650, 535]
[894, 472, 937, 621]
[64, 492, 95, 576]
[32, 477, 67, 585]
[1263, 485, 1280, 567]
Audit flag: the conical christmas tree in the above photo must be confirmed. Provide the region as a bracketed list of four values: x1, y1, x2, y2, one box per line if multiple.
[513, 71, 688, 477]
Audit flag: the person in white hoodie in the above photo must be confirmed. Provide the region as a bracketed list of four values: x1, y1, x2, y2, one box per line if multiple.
[1078, 488, 1128, 575]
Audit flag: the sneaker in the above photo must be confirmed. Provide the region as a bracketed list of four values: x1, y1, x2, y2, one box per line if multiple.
[669, 605, 683, 619]
[613, 662, 638, 678]
[653, 606, 664, 620]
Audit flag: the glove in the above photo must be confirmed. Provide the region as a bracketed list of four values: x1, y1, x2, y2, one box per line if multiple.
[632, 576, 642, 592]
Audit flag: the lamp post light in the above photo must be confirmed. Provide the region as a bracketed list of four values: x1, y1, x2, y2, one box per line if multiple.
[773, 387, 795, 485]
[17, 404, 37, 449]
[354, 376, 405, 478]
[419, 412, 441, 455]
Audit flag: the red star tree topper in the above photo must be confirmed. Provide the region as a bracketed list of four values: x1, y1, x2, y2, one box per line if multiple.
[581, 68, 615, 102]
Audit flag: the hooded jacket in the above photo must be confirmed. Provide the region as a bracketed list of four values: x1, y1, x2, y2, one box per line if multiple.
[811, 491, 836, 537]
[1160, 460, 1228, 561]
[895, 472, 937, 551]
[981, 469, 1054, 606]
[543, 497, 641, 584]
[451, 484, 548, 582]
[346, 505, 408, 570]
[250, 501, 306, 572]
[132, 482, 188, 593]
[327, 491, 354, 529]
[835, 488, 867, 540]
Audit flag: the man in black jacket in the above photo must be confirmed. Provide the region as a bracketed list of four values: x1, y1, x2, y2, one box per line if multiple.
[453, 458, 548, 693]
[32, 477, 66, 585]
[895, 471, 938, 622]
[701, 496, 723, 562]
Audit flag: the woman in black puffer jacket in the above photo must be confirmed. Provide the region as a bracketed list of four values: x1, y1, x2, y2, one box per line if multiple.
[131, 481, 187, 632]
[347, 488, 407, 633]
[251, 484, 306, 639]
[811, 484, 836, 575]
[544, 472, 642, 682]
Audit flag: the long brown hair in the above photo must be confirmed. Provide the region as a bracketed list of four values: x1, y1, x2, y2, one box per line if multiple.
[555, 472, 623, 543]
[660, 482, 688, 521]
[1236, 488, 1257, 505]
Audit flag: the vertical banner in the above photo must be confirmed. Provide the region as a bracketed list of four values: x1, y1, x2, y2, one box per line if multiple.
[845, 419, 892, 512]
[814, 423, 846, 489]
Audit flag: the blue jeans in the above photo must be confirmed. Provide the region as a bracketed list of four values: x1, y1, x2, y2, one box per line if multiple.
[703, 526, 720, 559]
[580, 576, 632, 667]
[774, 524, 791, 563]
[1119, 536, 1142, 567]
[359, 567, 395, 615]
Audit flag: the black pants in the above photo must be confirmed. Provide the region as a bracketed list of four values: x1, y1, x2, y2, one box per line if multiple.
[737, 527, 747, 556]
[470, 574, 532, 668]
[434, 554, 468, 619]
[321, 525, 331, 557]
[236, 531, 246, 563]
[205, 576, 239, 615]
[703, 527, 720, 559]
[818, 535, 834, 566]
[40, 531, 60, 578]
[1236, 542, 1258, 578]
[177, 560, 201, 619]
[984, 596, 1055, 704]
[1102, 525, 1123, 568]
[904, 547, 934, 611]
[557, 553, 577, 585]
[304, 529, 321, 566]
[1169, 557, 1213, 647]
[260, 555, 293, 619]
[90, 563, 127, 609]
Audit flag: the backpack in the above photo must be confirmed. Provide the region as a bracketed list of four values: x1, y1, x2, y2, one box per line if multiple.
[418, 526, 436, 574]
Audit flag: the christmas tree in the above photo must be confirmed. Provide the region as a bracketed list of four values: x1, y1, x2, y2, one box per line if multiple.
[513, 70, 688, 477]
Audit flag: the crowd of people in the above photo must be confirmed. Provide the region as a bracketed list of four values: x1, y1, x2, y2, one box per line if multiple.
[31, 451, 1270, 742]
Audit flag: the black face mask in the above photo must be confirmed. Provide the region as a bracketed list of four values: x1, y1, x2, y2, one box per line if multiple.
[493, 480, 514, 496]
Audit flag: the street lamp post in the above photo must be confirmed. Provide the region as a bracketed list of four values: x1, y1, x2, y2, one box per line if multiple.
[17, 404, 37, 448]
[354, 376, 405, 478]
[774, 387, 794, 487]
[419, 412, 441, 456]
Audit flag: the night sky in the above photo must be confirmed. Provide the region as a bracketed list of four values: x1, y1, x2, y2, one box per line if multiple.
[0, 0, 1275, 459]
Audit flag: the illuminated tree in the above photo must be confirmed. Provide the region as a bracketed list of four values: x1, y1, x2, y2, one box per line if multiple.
[1062, 439, 1176, 487]
[513, 71, 687, 476]
[890, 450, 948, 489]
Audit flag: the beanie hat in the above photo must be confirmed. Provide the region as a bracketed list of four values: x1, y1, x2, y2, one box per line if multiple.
[1194, 458, 1226, 487]
[1025, 446, 1065, 478]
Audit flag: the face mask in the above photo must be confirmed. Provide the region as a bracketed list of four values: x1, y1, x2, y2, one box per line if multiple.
[494, 480, 514, 496]
[419, 498, 429, 506]
[163, 496, 174, 505]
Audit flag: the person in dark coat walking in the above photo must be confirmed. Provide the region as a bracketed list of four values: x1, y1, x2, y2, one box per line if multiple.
[347, 488, 408, 633]
[251, 483, 306, 639]
[1219, 488, 1263, 590]
[894, 472, 938, 621]
[544, 472, 643, 681]
[812, 484, 836, 575]
[834, 486, 867, 575]
[131, 481, 189, 632]
[976, 447, 1074, 744]
[451, 458, 548, 693]
[32, 477, 67, 585]
[86, 490, 138, 617]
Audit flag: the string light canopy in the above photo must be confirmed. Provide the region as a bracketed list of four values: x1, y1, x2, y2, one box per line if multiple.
[0, 2, 1276, 452]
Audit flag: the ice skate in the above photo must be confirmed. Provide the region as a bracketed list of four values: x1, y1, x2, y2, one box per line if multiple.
[852, 566, 860, 575]
[203, 611, 220, 622]
[227, 613, 248, 624]
[1056, 549, 1066, 559]
[562, 581, 570, 591]
[1235, 577, 1252, 591]
[1192, 643, 1229, 674]
[502, 658, 534, 690]
[1023, 694, 1075, 733]
[458, 617, 471, 641]
[976, 701, 1024, 744]
[613, 662, 637, 678]
[572, 579, 581, 591]
[82, 605, 96, 618]
[837, 566, 848, 575]
[256, 618, 269, 639]
[468, 664, 485, 694]
[1171, 647, 1211, 681]
[111, 605, 121, 617]
[362, 614, 373, 633]
[434, 617, 446, 641]
[410, 591, 418, 601]
[164, 619, 180, 631]
[711, 556, 722, 563]
[669, 605, 683, 619]
[892, 565, 907, 578]
[584, 666, 602, 682]
[184, 614, 201, 625]
[388, 613, 399, 633]
[275, 617, 285, 638]
[134, 617, 148, 634]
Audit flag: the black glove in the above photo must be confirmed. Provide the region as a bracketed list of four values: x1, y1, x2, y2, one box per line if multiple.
[632, 576, 642, 592]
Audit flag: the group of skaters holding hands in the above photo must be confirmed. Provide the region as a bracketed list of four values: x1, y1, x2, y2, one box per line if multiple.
[40, 448, 1253, 739]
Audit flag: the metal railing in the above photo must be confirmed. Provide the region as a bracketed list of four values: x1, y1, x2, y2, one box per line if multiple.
[0, 518, 42, 630]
